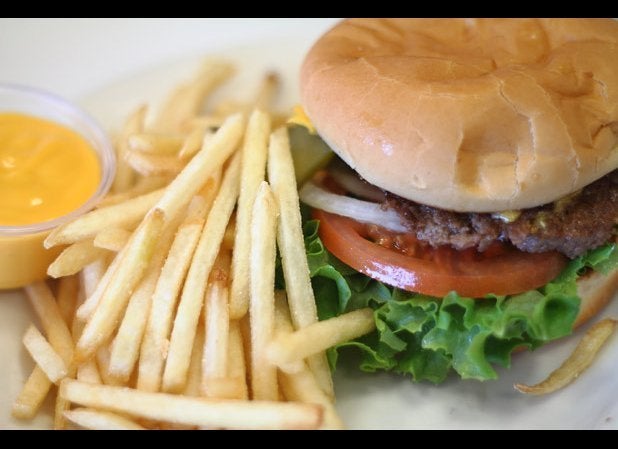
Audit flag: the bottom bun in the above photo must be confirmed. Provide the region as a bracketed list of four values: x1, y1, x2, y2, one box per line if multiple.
[574, 268, 618, 328]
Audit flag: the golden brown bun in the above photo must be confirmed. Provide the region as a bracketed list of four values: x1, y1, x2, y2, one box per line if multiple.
[574, 267, 618, 328]
[301, 19, 618, 212]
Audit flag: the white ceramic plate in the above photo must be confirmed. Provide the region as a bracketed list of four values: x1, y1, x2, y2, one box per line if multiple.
[1, 19, 617, 430]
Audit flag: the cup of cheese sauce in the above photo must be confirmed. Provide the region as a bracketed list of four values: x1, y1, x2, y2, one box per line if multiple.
[0, 84, 115, 289]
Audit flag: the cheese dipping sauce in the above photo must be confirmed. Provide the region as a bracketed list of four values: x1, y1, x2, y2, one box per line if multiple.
[0, 84, 115, 289]
[0, 113, 101, 226]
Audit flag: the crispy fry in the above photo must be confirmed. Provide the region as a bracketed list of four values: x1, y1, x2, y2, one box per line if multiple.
[279, 367, 345, 430]
[226, 320, 249, 400]
[178, 127, 213, 160]
[136, 192, 213, 391]
[128, 132, 184, 155]
[61, 379, 323, 430]
[54, 381, 70, 429]
[154, 113, 243, 222]
[272, 291, 304, 373]
[155, 59, 234, 132]
[22, 325, 68, 383]
[249, 181, 279, 401]
[267, 308, 375, 369]
[162, 154, 241, 393]
[25, 282, 74, 367]
[74, 270, 103, 384]
[65, 408, 146, 430]
[12, 367, 52, 419]
[47, 239, 109, 278]
[76, 255, 117, 322]
[183, 325, 205, 397]
[515, 318, 618, 395]
[125, 150, 186, 177]
[267, 127, 333, 396]
[15, 282, 75, 419]
[45, 188, 164, 248]
[253, 72, 280, 111]
[185, 116, 224, 132]
[57, 275, 79, 327]
[229, 109, 271, 319]
[112, 105, 146, 193]
[110, 213, 184, 386]
[275, 291, 343, 430]
[201, 260, 230, 397]
[75, 209, 165, 362]
[93, 228, 131, 252]
[94, 344, 113, 385]
[98, 175, 170, 208]
[76, 360, 101, 384]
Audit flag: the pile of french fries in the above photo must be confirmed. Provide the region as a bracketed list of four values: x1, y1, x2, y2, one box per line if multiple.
[12, 60, 377, 430]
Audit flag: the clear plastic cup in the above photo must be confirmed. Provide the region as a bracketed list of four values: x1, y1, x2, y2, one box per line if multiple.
[0, 84, 115, 289]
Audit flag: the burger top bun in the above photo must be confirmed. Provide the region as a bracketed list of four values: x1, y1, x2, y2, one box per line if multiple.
[301, 18, 618, 212]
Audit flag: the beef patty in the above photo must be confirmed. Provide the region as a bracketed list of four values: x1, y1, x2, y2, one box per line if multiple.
[384, 172, 618, 259]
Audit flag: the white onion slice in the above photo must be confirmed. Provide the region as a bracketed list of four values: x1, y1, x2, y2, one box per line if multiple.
[327, 163, 385, 202]
[299, 181, 407, 233]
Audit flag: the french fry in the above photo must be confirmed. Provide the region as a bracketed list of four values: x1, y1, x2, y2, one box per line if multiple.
[128, 132, 184, 155]
[25, 282, 74, 367]
[12, 367, 52, 419]
[279, 368, 345, 430]
[268, 308, 375, 369]
[178, 127, 213, 160]
[76, 255, 115, 322]
[155, 59, 234, 132]
[75, 209, 165, 362]
[80, 258, 108, 300]
[212, 100, 246, 118]
[515, 318, 618, 395]
[93, 228, 131, 252]
[184, 116, 226, 132]
[154, 113, 243, 222]
[221, 214, 236, 250]
[226, 320, 249, 400]
[65, 408, 146, 430]
[95, 343, 117, 386]
[229, 109, 271, 319]
[112, 105, 147, 193]
[54, 382, 70, 430]
[47, 239, 109, 278]
[98, 175, 170, 208]
[183, 325, 205, 397]
[76, 360, 101, 385]
[45, 188, 164, 248]
[110, 213, 184, 386]
[61, 379, 323, 430]
[249, 181, 279, 401]
[137, 184, 218, 392]
[253, 72, 280, 111]
[109, 256, 162, 385]
[267, 127, 334, 396]
[74, 270, 103, 384]
[14, 282, 75, 419]
[201, 256, 231, 397]
[22, 325, 68, 383]
[162, 154, 241, 393]
[125, 150, 185, 177]
[57, 275, 79, 327]
[272, 292, 343, 429]
[272, 291, 304, 374]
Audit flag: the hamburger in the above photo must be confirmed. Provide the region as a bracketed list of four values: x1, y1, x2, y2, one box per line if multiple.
[294, 18, 618, 382]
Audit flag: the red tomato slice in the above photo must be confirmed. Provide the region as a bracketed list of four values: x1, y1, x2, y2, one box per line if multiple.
[313, 209, 568, 298]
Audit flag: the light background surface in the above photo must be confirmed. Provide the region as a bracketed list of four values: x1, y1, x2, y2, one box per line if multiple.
[0, 18, 616, 429]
